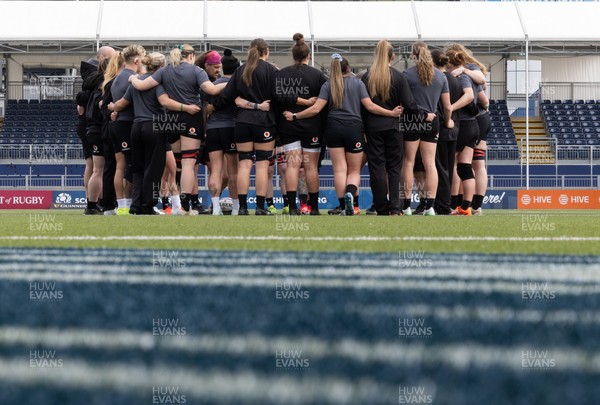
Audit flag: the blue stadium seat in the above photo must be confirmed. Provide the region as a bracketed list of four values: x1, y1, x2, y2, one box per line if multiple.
[588, 139, 599, 145]
[569, 122, 580, 128]
[564, 104, 575, 111]
[573, 99, 584, 104]
[541, 99, 551, 104]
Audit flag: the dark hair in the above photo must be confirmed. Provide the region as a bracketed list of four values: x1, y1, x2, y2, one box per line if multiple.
[194, 52, 206, 69]
[243, 38, 269, 87]
[292, 33, 310, 64]
[221, 49, 240, 76]
[431, 50, 449, 68]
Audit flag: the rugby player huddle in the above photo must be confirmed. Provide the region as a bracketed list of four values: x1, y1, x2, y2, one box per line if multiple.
[77, 35, 488, 217]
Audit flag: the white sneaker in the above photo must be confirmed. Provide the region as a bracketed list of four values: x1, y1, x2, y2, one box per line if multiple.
[103, 209, 117, 216]
[423, 207, 436, 216]
[402, 207, 412, 216]
[153, 207, 166, 215]
[472, 207, 483, 216]
[212, 209, 223, 216]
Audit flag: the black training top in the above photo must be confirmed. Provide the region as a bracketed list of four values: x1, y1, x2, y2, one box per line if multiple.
[361, 67, 422, 132]
[275, 63, 328, 138]
[214, 59, 279, 127]
[438, 71, 463, 141]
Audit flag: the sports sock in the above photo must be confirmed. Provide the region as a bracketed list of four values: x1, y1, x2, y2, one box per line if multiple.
[211, 197, 220, 212]
[309, 192, 319, 211]
[239, 194, 247, 210]
[287, 191, 298, 210]
[472, 194, 484, 210]
[171, 195, 181, 209]
[256, 196, 265, 210]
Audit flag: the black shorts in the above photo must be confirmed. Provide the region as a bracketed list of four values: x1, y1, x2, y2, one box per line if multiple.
[175, 112, 204, 140]
[476, 112, 490, 145]
[404, 116, 440, 143]
[234, 123, 276, 144]
[324, 121, 364, 153]
[456, 119, 479, 152]
[280, 131, 322, 151]
[197, 142, 208, 166]
[110, 120, 133, 155]
[206, 127, 237, 154]
[86, 129, 104, 157]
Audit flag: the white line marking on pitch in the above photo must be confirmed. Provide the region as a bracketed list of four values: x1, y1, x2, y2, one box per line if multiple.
[1, 235, 599, 242]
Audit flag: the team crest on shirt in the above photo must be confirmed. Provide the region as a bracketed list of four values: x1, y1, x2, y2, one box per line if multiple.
[355, 142, 362, 149]
[264, 131, 271, 138]
[121, 142, 128, 149]
[312, 137, 318, 143]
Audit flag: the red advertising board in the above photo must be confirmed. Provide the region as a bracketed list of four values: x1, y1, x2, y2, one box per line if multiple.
[517, 190, 600, 210]
[0, 190, 53, 209]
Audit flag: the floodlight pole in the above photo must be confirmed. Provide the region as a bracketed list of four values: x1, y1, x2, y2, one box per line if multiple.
[525, 36, 530, 190]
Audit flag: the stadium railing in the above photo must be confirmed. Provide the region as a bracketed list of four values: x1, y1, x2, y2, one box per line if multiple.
[5, 77, 82, 102]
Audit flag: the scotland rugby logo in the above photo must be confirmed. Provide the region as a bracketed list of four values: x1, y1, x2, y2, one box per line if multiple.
[56, 193, 71, 204]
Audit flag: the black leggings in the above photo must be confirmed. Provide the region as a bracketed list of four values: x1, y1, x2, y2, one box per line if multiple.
[130, 121, 167, 213]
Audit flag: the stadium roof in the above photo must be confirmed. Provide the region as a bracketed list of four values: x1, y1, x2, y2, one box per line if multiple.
[0, 1, 599, 54]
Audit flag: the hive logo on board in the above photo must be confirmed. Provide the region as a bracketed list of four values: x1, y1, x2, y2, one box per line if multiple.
[521, 194, 531, 205]
[559, 194, 569, 205]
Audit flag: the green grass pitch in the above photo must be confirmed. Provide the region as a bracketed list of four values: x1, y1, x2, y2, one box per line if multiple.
[0, 210, 598, 255]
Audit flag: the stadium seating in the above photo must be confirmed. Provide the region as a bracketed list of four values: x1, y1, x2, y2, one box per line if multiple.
[488, 100, 517, 146]
[542, 99, 600, 145]
[0, 99, 78, 146]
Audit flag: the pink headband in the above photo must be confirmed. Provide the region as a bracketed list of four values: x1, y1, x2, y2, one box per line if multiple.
[205, 51, 222, 65]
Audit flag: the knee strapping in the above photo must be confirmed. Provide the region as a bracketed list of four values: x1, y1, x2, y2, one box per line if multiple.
[238, 151, 254, 162]
[457, 163, 474, 181]
[181, 149, 199, 160]
[255, 150, 273, 162]
[473, 149, 486, 161]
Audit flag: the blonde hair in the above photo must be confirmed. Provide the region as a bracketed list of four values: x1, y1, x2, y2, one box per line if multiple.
[243, 38, 269, 87]
[141, 52, 166, 73]
[101, 51, 125, 95]
[170, 44, 194, 67]
[122, 44, 146, 64]
[445, 43, 487, 76]
[368, 40, 394, 103]
[412, 42, 435, 87]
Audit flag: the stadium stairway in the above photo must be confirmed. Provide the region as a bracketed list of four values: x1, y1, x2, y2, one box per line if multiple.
[511, 116, 555, 164]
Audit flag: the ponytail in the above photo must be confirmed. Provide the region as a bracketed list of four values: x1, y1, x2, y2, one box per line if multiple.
[412, 41, 435, 86]
[330, 54, 348, 109]
[368, 40, 393, 103]
[170, 44, 194, 67]
[101, 51, 125, 94]
[243, 38, 269, 87]
[446, 43, 487, 76]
